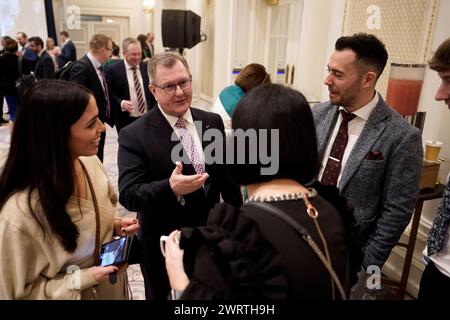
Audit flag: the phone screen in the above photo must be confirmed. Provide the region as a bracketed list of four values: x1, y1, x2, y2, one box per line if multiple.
[99, 237, 128, 267]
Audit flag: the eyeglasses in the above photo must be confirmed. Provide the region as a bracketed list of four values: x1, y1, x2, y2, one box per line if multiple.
[153, 78, 192, 95]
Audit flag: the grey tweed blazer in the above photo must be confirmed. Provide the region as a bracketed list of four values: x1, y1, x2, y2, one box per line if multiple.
[312, 94, 423, 268]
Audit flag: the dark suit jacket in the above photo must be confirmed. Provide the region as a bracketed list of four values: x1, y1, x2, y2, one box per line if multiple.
[313, 94, 423, 268]
[34, 50, 55, 80]
[118, 106, 242, 261]
[0, 53, 20, 95]
[20, 47, 38, 75]
[69, 55, 113, 126]
[57, 40, 77, 68]
[106, 60, 156, 130]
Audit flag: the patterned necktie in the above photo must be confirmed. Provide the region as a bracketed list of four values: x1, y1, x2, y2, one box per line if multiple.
[98, 66, 111, 120]
[427, 177, 450, 256]
[321, 110, 356, 186]
[175, 117, 205, 174]
[131, 67, 146, 114]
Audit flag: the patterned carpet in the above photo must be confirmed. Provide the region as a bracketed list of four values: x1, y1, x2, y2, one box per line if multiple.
[0, 98, 211, 300]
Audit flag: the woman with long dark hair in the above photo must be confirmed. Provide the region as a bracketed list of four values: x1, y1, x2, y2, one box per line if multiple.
[0, 80, 139, 299]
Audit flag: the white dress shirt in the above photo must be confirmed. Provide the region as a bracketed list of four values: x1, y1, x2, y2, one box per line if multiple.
[318, 93, 379, 185]
[86, 52, 105, 91]
[122, 60, 146, 118]
[158, 105, 205, 166]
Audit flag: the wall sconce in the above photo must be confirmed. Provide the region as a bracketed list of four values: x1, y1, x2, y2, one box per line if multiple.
[266, 0, 279, 5]
[142, 0, 155, 14]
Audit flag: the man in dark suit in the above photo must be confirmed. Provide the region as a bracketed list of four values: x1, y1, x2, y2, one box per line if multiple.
[16, 32, 37, 75]
[28, 37, 54, 80]
[57, 30, 77, 68]
[69, 34, 113, 162]
[118, 52, 242, 300]
[418, 37, 450, 301]
[106, 37, 156, 133]
[312, 33, 423, 297]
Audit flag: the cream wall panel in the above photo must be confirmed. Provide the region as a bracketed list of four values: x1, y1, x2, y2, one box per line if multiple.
[343, 0, 438, 97]
[199, 0, 215, 100]
[213, 0, 234, 99]
[62, 0, 149, 38]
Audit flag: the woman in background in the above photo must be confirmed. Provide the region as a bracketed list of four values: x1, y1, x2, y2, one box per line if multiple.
[0, 80, 139, 299]
[211, 63, 271, 135]
[103, 41, 121, 71]
[137, 34, 151, 62]
[46, 37, 60, 71]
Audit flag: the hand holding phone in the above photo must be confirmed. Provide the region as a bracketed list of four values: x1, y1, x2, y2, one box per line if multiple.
[99, 236, 133, 267]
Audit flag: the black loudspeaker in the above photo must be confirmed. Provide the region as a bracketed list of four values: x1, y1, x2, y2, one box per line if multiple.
[161, 9, 201, 49]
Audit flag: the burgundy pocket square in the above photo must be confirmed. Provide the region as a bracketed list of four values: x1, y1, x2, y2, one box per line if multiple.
[366, 150, 384, 160]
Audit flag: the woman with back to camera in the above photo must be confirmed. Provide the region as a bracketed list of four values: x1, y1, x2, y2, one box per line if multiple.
[211, 63, 271, 135]
[164, 84, 351, 300]
[0, 80, 139, 299]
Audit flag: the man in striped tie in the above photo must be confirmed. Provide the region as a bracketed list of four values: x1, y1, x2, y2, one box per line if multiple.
[106, 37, 157, 132]
[118, 51, 243, 300]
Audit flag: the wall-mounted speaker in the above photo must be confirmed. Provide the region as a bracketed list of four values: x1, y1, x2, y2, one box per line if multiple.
[161, 9, 201, 49]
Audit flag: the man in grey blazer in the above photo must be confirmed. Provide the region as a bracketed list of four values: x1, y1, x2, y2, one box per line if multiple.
[312, 33, 423, 294]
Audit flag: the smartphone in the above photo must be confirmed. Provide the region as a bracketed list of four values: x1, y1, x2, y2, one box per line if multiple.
[99, 236, 133, 267]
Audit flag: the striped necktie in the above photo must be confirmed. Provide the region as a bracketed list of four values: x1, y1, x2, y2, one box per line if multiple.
[175, 117, 205, 174]
[131, 67, 146, 114]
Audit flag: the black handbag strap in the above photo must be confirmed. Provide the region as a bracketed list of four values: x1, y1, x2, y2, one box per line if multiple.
[244, 201, 347, 300]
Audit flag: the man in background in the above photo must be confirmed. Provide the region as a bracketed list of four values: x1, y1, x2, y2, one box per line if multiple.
[69, 34, 114, 162]
[28, 37, 55, 80]
[57, 30, 77, 68]
[418, 37, 450, 300]
[16, 32, 37, 75]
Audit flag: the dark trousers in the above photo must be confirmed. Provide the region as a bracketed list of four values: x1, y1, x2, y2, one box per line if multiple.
[418, 260, 450, 300]
[140, 257, 170, 300]
[96, 131, 106, 162]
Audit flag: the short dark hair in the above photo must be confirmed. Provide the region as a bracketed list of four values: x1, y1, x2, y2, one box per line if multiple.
[229, 84, 320, 185]
[4, 38, 18, 53]
[335, 33, 388, 79]
[112, 41, 120, 56]
[235, 63, 271, 92]
[429, 37, 450, 72]
[16, 31, 27, 39]
[60, 30, 69, 38]
[0, 80, 93, 252]
[28, 36, 44, 48]
[148, 51, 190, 84]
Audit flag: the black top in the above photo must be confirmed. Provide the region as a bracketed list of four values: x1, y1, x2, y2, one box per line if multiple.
[0, 53, 20, 95]
[179, 192, 350, 300]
